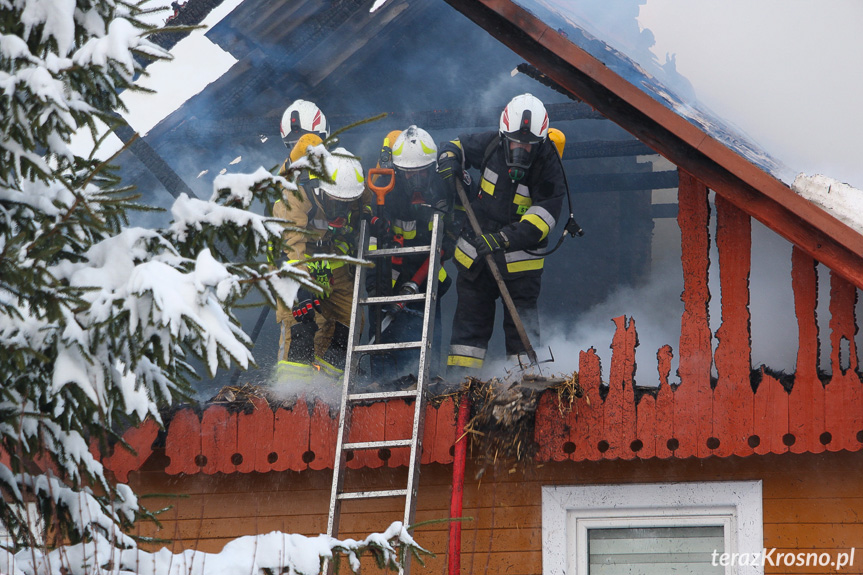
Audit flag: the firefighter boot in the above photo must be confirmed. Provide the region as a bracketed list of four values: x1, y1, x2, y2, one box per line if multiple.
[277, 321, 319, 383]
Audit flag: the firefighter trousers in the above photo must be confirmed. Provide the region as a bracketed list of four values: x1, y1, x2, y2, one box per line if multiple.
[278, 265, 355, 369]
[447, 266, 541, 372]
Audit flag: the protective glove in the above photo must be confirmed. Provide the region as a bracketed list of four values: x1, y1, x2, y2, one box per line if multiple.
[436, 151, 461, 186]
[307, 261, 334, 297]
[471, 232, 509, 258]
[387, 281, 419, 315]
[292, 288, 322, 323]
[369, 216, 392, 243]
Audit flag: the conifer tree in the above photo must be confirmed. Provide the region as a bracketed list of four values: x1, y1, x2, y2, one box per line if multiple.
[0, 0, 318, 557]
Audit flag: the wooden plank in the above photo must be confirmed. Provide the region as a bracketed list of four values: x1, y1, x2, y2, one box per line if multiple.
[752, 371, 789, 455]
[789, 247, 826, 454]
[572, 348, 603, 461]
[346, 402, 386, 469]
[765, 522, 863, 549]
[675, 170, 713, 458]
[653, 345, 675, 459]
[712, 195, 753, 457]
[308, 399, 337, 470]
[104, 418, 158, 483]
[825, 271, 863, 452]
[384, 399, 414, 468]
[535, 391, 568, 462]
[604, 316, 638, 459]
[235, 398, 274, 473]
[634, 389, 656, 459]
[272, 398, 310, 472]
[763, 497, 863, 524]
[431, 398, 456, 464]
[165, 408, 202, 475]
[420, 399, 437, 465]
[200, 405, 237, 475]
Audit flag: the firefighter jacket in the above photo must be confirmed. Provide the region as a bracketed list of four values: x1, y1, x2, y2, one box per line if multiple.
[443, 131, 566, 279]
[369, 173, 460, 299]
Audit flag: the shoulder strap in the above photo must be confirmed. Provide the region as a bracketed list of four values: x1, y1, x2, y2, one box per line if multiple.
[299, 179, 320, 221]
[481, 134, 500, 171]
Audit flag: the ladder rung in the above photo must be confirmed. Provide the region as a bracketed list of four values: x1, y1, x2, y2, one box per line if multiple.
[367, 245, 432, 258]
[338, 489, 408, 500]
[353, 341, 422, 353]
[359, 294, 426, 305]
[344, 439, 413, 450]
[348, 390, 419, 402]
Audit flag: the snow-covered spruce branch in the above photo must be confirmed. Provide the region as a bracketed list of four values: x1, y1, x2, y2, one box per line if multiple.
[0, 522, 429, 575]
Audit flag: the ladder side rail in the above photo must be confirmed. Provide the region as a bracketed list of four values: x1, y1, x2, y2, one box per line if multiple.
[402, 213, 444, 539]
[326, 219, 370, 546]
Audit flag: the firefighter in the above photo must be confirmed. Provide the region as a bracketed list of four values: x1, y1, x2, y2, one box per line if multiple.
[272, 135, 370, 382]
[437, 93, 566, 374]
[367, 126, 459, 381]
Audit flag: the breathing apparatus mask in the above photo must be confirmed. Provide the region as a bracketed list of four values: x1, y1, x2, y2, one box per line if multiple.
[321, 190, 351, 232]
[502, 132, 541, 182]
[397, 164, 447, 219]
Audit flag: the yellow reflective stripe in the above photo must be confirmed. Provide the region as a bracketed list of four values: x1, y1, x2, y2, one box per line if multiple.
[438, 267, 447, 282]
[522, 213, 550, 241]
[506, 258, 544, 273]
[447, 355, 483, 368]
[392, 226, 417, 240]
[454, 246, 474, 269]
[513, 194, 532, 206]
[480, 178, 495, 196]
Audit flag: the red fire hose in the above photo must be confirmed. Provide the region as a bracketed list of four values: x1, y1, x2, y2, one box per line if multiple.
[448, 394, 471, 575]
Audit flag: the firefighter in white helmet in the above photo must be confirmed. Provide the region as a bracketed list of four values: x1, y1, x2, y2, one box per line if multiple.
[436, 94, 567, 374]
[279, 99, 330, 150]
[366, 125, 461, 382]
[271, 134, 370, 381]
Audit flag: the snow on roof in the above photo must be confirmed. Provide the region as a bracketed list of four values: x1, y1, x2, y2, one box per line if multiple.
[792, 174, 863, 236]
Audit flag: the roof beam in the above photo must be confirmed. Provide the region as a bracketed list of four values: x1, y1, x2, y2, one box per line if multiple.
[443, 0, 863, 290]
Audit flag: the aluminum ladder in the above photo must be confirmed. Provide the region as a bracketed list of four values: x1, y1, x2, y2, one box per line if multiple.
[325, 212, 444, 575]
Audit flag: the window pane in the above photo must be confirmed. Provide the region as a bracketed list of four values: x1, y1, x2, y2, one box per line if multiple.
[588, 526, 724, 575]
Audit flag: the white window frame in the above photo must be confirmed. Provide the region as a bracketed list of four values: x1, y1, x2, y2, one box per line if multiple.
[542, 480, 763, 575]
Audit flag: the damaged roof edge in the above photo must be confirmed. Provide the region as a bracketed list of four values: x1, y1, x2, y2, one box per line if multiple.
[444, 0, 863, 290]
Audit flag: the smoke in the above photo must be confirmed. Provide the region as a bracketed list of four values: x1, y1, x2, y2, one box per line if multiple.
[267, 366, 343, 407]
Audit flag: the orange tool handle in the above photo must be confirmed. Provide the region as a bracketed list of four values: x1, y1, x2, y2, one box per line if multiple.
[367, 168, 395, 206]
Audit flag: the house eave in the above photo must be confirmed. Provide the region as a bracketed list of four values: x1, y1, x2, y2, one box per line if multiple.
[443, 0, 863, 290]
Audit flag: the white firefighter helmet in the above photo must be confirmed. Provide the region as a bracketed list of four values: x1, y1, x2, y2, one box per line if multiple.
[392, 125, 437, 170]
[499, 93, 549, 144]
[318, 147, 365, 201]
[280, 99, 329, 148]
[499, 93, 549, 180]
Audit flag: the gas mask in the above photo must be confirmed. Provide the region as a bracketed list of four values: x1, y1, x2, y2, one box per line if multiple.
[502, 135, 541, 181]
[319, 190, 351, 232]
[398, 165, 446, 218]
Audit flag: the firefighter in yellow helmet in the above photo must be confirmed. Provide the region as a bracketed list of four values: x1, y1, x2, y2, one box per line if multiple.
[366, 126, 462, 382]
[272, 135, 370, 382]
